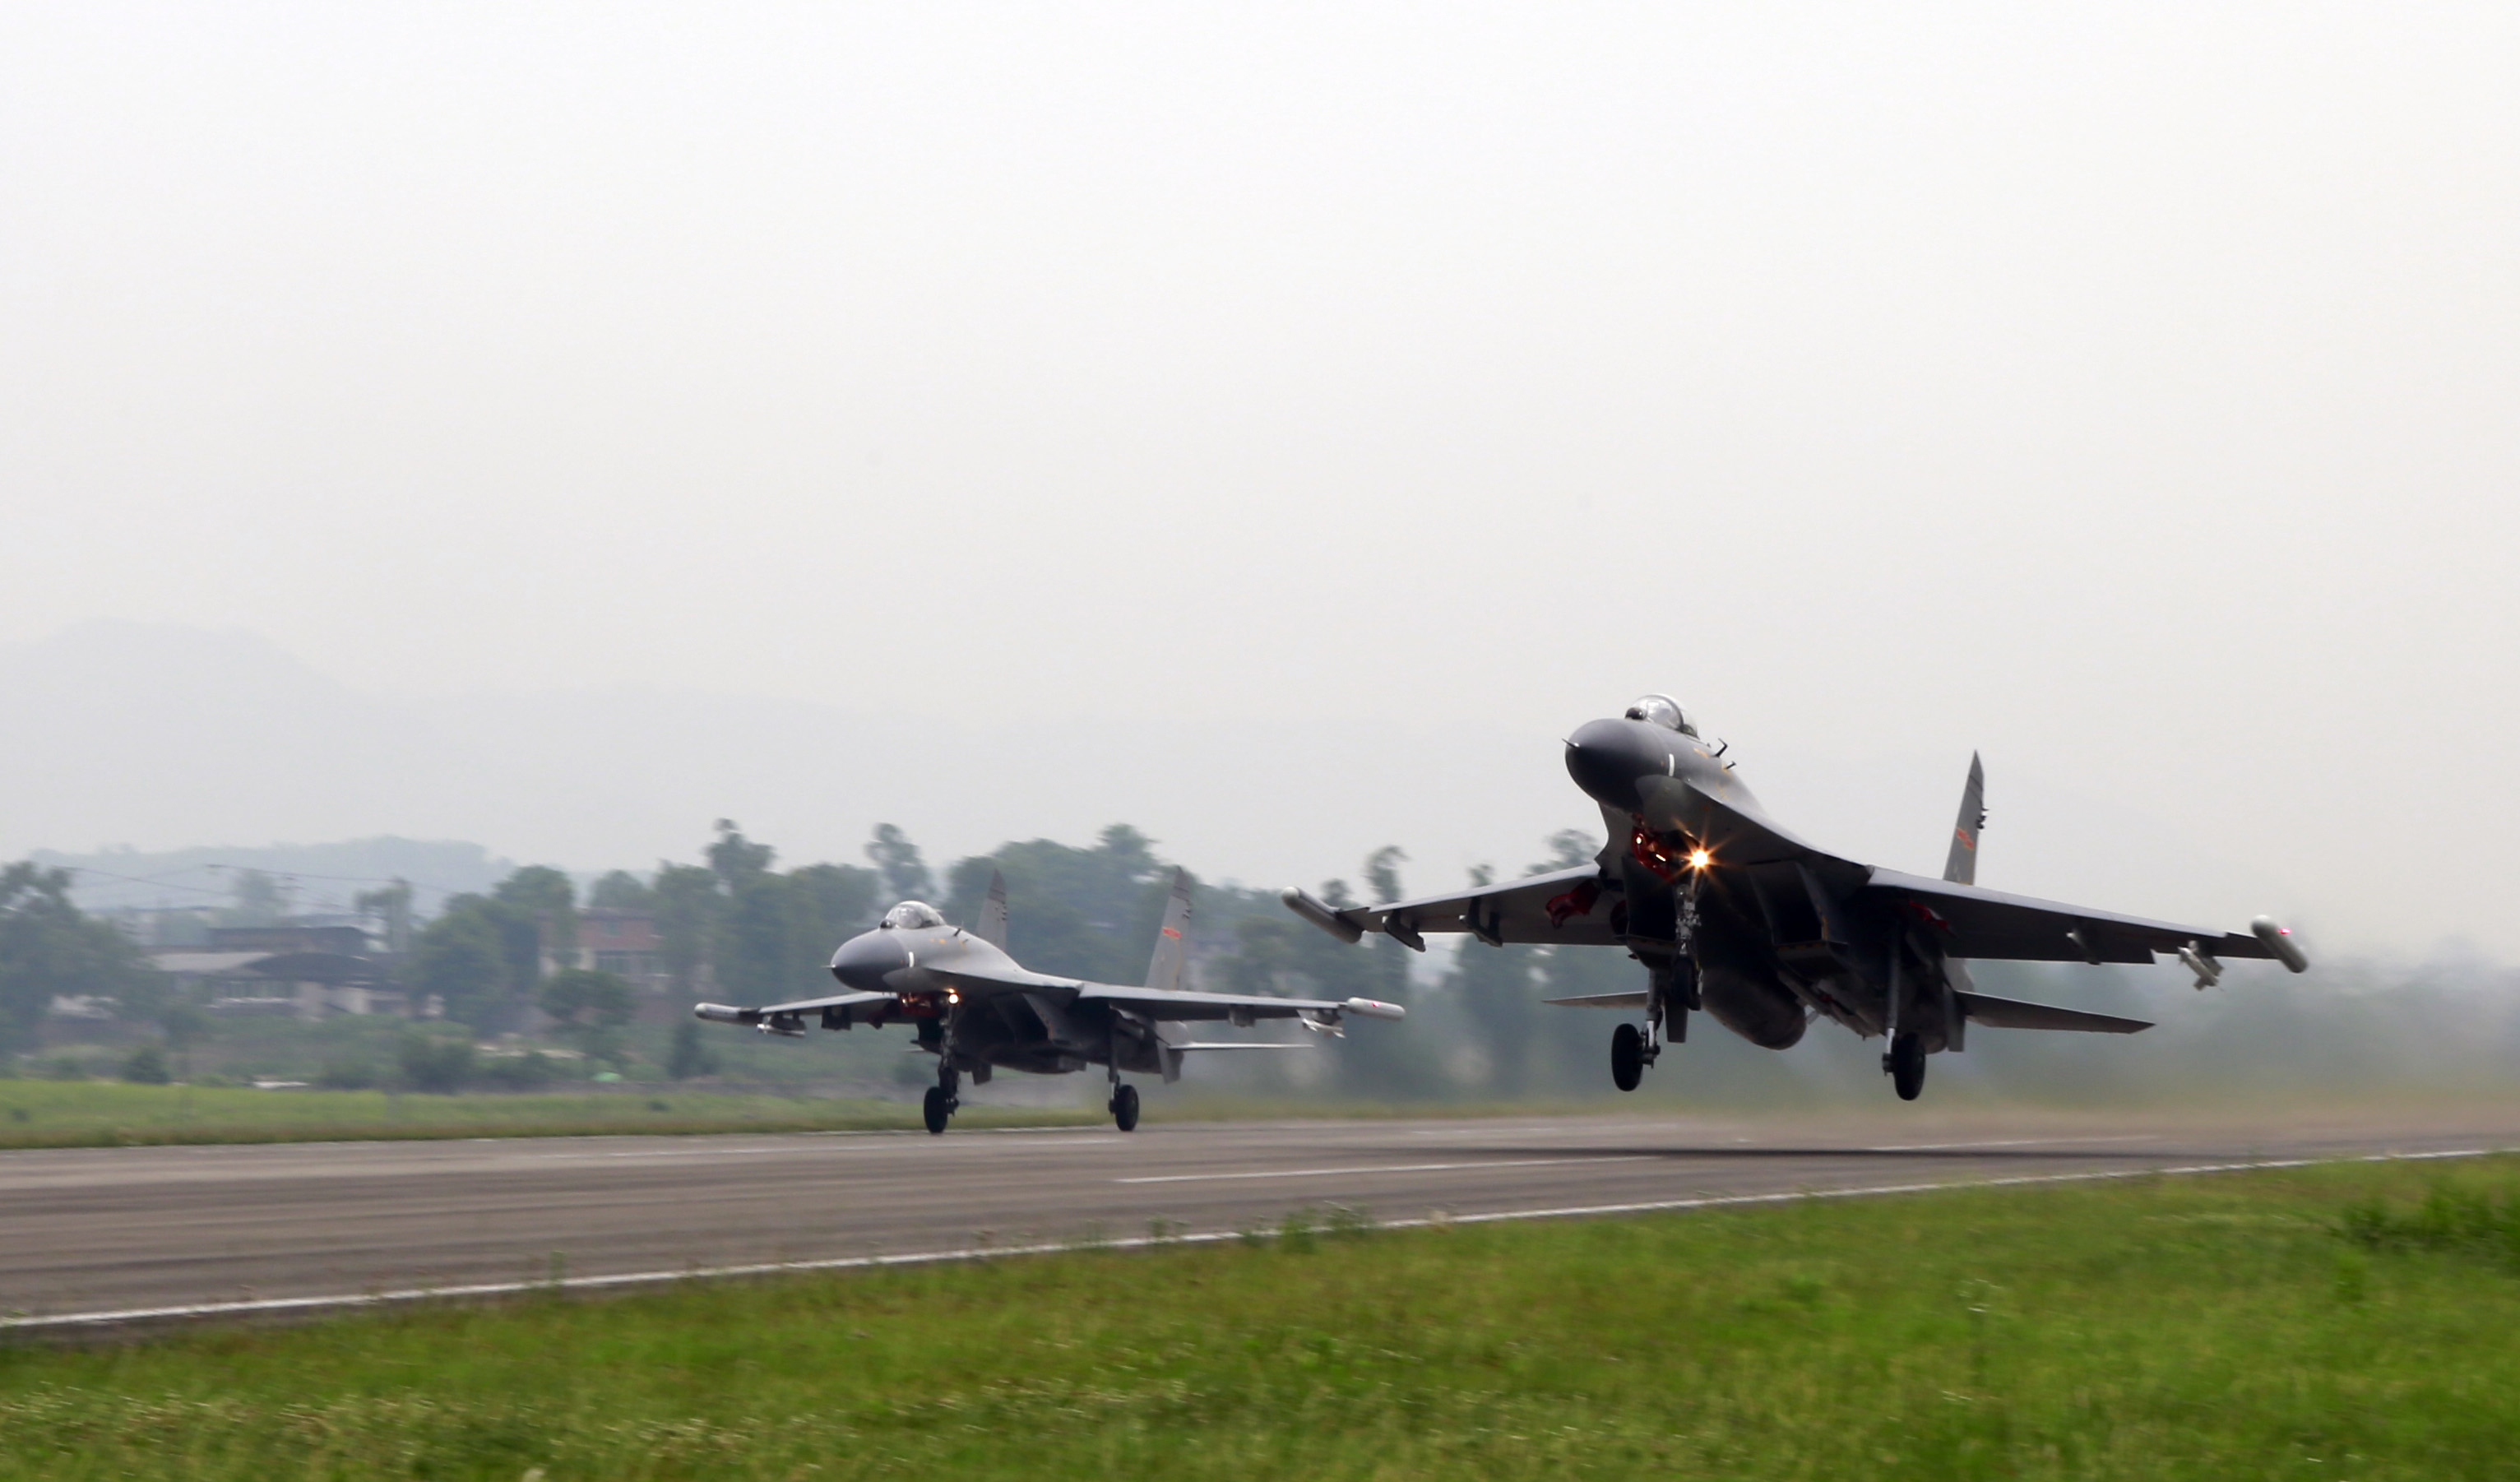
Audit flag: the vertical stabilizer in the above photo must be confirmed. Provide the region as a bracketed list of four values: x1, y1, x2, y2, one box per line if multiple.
[1142, 868, 1193, 991]
[974, 870, 1010, 950]
[1943, 753, 1986, 885]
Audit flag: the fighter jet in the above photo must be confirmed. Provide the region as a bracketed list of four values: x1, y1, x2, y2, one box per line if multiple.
[697, 868, 1404, 1132]
[1281, 694, 2308, 1101]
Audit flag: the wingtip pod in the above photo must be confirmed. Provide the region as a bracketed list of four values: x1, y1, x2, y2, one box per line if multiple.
[693, 1003, 755, 1026]
[2250, 917, 2310, 973]
[1280, 887, 1364, 944]
[1341, 997, 1406, 1021]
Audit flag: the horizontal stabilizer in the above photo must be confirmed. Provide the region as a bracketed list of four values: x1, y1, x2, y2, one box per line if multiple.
[1955, 990, 2151, 1034]
[1543, 991, 1651, 1010]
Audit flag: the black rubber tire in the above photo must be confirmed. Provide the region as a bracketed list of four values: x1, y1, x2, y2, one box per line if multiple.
[922, 1085, 952, 1134]
[1610, 1023, 1646, 1092]
[1889, 1033, 1926, 1101]
[1110, 1083, 1140, 1132]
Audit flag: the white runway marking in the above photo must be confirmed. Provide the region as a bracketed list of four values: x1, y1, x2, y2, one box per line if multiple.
[1860, 1136, 2153, 1151]
[1117, 1155, 1652, 1184]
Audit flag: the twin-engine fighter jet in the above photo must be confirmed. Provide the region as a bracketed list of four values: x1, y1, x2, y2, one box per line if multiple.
[1282, 695, 2308, 1101]
[697, 869, 1403, 1132]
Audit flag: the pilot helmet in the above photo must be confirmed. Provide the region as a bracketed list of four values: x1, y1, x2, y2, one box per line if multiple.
[880, 901, 946, 930]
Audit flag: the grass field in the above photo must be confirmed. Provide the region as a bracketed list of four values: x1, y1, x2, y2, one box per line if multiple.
[0, 1079, 1096, 1146]
[5, 1155, 2518, 1479]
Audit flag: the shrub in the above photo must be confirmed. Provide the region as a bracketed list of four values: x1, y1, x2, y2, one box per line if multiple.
[478, 1051, 562, 1091]
[119, 1044, 171, 1085]
[395, 1033, 476, 1094]
[314, 1058, 378, 1091]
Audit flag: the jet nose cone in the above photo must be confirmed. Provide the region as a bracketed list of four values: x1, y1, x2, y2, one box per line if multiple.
[829, 930, 911, 992]
[1565, 717, 1664, 811]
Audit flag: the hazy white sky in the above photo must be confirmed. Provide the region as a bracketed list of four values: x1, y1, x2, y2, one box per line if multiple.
[2, 3, 2514, 950]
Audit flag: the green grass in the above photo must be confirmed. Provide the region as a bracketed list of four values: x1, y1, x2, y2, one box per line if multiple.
[7, 1156, 2520, 1479]
[0, 1080, 1095, 1146]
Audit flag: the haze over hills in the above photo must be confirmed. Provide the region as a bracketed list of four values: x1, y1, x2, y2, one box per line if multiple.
[1, 620, 2347, 959]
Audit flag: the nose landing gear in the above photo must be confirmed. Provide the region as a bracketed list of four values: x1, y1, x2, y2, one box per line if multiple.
[923, 1064, 961, 1134]
[1610, 1023, 1647, 1092]
[1885, 1033, 1925, 1101]
[1610, 956, 1688, 1093]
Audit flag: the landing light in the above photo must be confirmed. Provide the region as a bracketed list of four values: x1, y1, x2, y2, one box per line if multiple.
[1688, 849, 1713, 871]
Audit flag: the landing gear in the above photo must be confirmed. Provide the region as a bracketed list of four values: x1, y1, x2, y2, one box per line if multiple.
[1610, 1023, 1646, 1092]
[1887, 1033, 1925, 1101]
[924, 1063, 962, 1134]
[1109, 1082, 1140, 1132]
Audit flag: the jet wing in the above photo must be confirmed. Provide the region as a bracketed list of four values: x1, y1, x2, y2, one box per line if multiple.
[1640, 778, 2287, 969]
[1862, 868, 2280, 966]
[1321, 864, 1627, 950]
[1954, 990, 2152, 1034]
[1073, 984, 1403, 1023]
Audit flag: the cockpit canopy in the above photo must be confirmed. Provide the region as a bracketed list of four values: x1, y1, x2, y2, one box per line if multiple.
[1624, 693, 1698, 738]
[879, 901, 947, 930]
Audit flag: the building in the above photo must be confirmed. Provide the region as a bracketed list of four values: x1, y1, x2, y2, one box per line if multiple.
[554, 909, 672, 993]
[153, 924, 418, 1020]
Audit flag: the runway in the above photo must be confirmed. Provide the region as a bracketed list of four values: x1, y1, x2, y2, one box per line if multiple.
[4, 1104, 2515, 1328]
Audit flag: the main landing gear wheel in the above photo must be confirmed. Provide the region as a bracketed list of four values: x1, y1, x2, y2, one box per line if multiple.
[1109, 1083, 1140, 1132]
[1888, 1033, 1926, 1102]
[922, 1085, 955, 1134]
[1610, 1022, 1646, 1092]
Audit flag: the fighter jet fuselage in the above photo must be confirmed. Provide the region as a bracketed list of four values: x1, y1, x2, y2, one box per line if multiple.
[1286, 694, 2308, 1101]
[701, 874, 1402, 1132]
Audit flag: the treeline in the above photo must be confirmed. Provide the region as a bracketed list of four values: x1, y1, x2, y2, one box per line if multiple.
[408, 820, 893, 1030]
[13, 822, 2520, 1106]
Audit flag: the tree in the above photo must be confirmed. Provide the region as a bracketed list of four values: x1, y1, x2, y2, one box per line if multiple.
[667, 1019, 717, 1081]
[942, 825, 1176, 984]
[587, 870, 653, 910]
[866, 824, 935, 901]
[707, 821, 776, 887]
[715, 873, 800, 1003]
[789, 864, 879, 957]
[354, 879, 415, 953]
[537, 968, 635, 1064]
[0, 862, 156, 1056]
[408, 894, 538, 1030]
[493, 865, 577, 968]
[537, 968, 634, 1032]
[652, 864, 722, 993]
[218, 868, 291, 927]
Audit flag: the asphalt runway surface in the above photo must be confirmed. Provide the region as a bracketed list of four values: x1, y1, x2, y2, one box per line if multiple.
[6, 1104, 2518, 1327]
